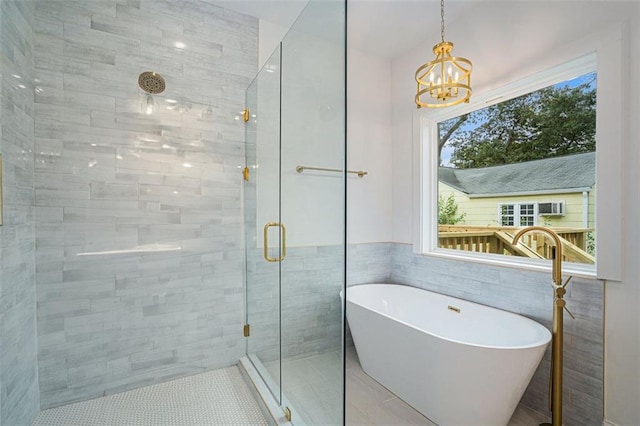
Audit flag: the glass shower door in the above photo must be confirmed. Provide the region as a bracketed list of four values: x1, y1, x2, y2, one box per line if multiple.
[279, 1, 346, 424]
[244, 46, 282, 403]
[244, 0, 346, 423]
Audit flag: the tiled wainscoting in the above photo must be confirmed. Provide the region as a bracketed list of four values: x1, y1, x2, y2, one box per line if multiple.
[32, 0, 257, 409]
[348, 242, 604, 426]
[246, 246, 344, 362]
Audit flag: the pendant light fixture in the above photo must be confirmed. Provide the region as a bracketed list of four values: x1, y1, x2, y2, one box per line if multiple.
[415, 0, 472, 108]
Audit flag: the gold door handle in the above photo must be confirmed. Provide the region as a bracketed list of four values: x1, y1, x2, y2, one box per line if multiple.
[263, 222, 286, 262]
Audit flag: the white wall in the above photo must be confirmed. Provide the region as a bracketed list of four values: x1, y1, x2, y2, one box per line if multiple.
[255, 11, 346, 247]
[347, 48, 393, 244]
[390, 2, 640, 424]
[259, 18, 393, 246]
[605, 9, 640, 426]
[279, 25, 345, 247]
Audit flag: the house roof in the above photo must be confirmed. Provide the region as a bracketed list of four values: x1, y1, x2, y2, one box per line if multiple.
[439, 152, 596, 197]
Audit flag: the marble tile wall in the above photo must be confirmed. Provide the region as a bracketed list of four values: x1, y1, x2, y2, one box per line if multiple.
[0, 1, 39, 424]
[33, 0, 257, 409]
[245, 246, 344, 362]
[347, 242, 604, 426]
[280, 245, 344, 359]
[244, 243, 386, 365]
[347, 242, 392, 286]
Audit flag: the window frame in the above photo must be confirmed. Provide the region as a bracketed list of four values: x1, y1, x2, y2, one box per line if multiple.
[412, 43, 622, 281]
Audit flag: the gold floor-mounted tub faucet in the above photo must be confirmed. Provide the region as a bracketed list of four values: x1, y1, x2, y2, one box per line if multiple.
[512, 226, 573, 426]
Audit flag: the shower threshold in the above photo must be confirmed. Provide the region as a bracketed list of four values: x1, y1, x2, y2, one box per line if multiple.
[241, 351, 343, 426]
[239, 354, 307, 426]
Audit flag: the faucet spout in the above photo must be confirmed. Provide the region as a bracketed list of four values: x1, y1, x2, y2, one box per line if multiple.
[512, 226, 563, 286]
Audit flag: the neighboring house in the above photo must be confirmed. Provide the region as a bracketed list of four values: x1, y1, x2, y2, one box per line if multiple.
[439, 152, 596, 228]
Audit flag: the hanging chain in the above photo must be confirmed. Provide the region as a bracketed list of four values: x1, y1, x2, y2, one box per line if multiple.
[440, 0, 445, 43]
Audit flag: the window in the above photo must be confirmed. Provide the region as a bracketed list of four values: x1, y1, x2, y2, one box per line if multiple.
[413, 50, 627, 278]
[499, 203, 537, 226]
[499, 204, 515, 226]
[434, 68, 596, 266]
[518, 204, 536, 226]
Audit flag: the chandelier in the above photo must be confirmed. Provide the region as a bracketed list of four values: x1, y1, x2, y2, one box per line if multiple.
[415, 0, 472, 108]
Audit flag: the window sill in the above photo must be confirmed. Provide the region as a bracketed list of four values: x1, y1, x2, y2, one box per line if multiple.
[421, 247, 598, 281]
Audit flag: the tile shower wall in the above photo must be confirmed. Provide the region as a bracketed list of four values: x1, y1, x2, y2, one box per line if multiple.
[246, 246, 344, 362]
[280, 246, 344, 359]
[33, 0, 257, 409]
[347, 242, 604, 426]
[0, 1, 39, 425]
[241, 243, 351, 362]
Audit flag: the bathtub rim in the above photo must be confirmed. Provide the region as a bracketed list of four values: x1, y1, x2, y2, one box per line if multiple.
[345, 283, 552, 351]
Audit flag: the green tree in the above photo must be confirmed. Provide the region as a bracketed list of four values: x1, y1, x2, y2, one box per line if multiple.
[438, 194, 466, 225]
[438, 73, 596, 168]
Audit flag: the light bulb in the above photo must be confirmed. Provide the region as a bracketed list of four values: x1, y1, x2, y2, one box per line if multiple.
[429, 72, 434, 83]
[145, 94, 154, 115]
[448, 66, 452, 76]
[455, 71, 459, 82]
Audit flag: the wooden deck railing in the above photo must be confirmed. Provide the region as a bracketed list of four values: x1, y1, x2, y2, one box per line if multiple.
[438, 225, 595, 264]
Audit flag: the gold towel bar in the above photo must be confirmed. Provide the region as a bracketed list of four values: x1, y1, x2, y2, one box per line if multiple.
[295, 165, 368, 178]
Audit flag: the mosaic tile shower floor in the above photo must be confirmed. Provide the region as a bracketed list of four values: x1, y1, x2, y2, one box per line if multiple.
[32, 366, 267, 425]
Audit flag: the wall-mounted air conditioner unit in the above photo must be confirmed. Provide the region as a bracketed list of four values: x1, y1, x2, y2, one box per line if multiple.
[538, 201, 565, 216]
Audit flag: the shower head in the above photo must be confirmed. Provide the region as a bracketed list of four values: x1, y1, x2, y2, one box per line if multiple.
[138, 71, 166, 94]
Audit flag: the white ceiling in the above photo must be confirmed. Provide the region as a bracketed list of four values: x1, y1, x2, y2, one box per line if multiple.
[347, 1, 477, 59]
[211, 0, 479, 60]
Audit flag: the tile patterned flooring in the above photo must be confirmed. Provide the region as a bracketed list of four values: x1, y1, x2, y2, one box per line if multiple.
[263, 346, 549, 425]
[32, 366, 267, 425]
[31, 348, 549, 425]
[345, 346, 549, 425]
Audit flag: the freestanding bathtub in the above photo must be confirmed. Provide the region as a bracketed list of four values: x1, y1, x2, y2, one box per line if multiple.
[345, 284, 551, 425]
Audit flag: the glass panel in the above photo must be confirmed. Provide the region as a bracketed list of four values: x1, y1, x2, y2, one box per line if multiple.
[244, 45, 282, 403]
[279, 0, 345, 424]
[437, 71, 597, 264]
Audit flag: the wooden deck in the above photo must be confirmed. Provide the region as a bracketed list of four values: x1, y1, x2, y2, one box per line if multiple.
[438, 225, 595, 264]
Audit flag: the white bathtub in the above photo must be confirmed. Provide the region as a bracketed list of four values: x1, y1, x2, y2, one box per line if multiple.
[345, 284, 551, 425]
